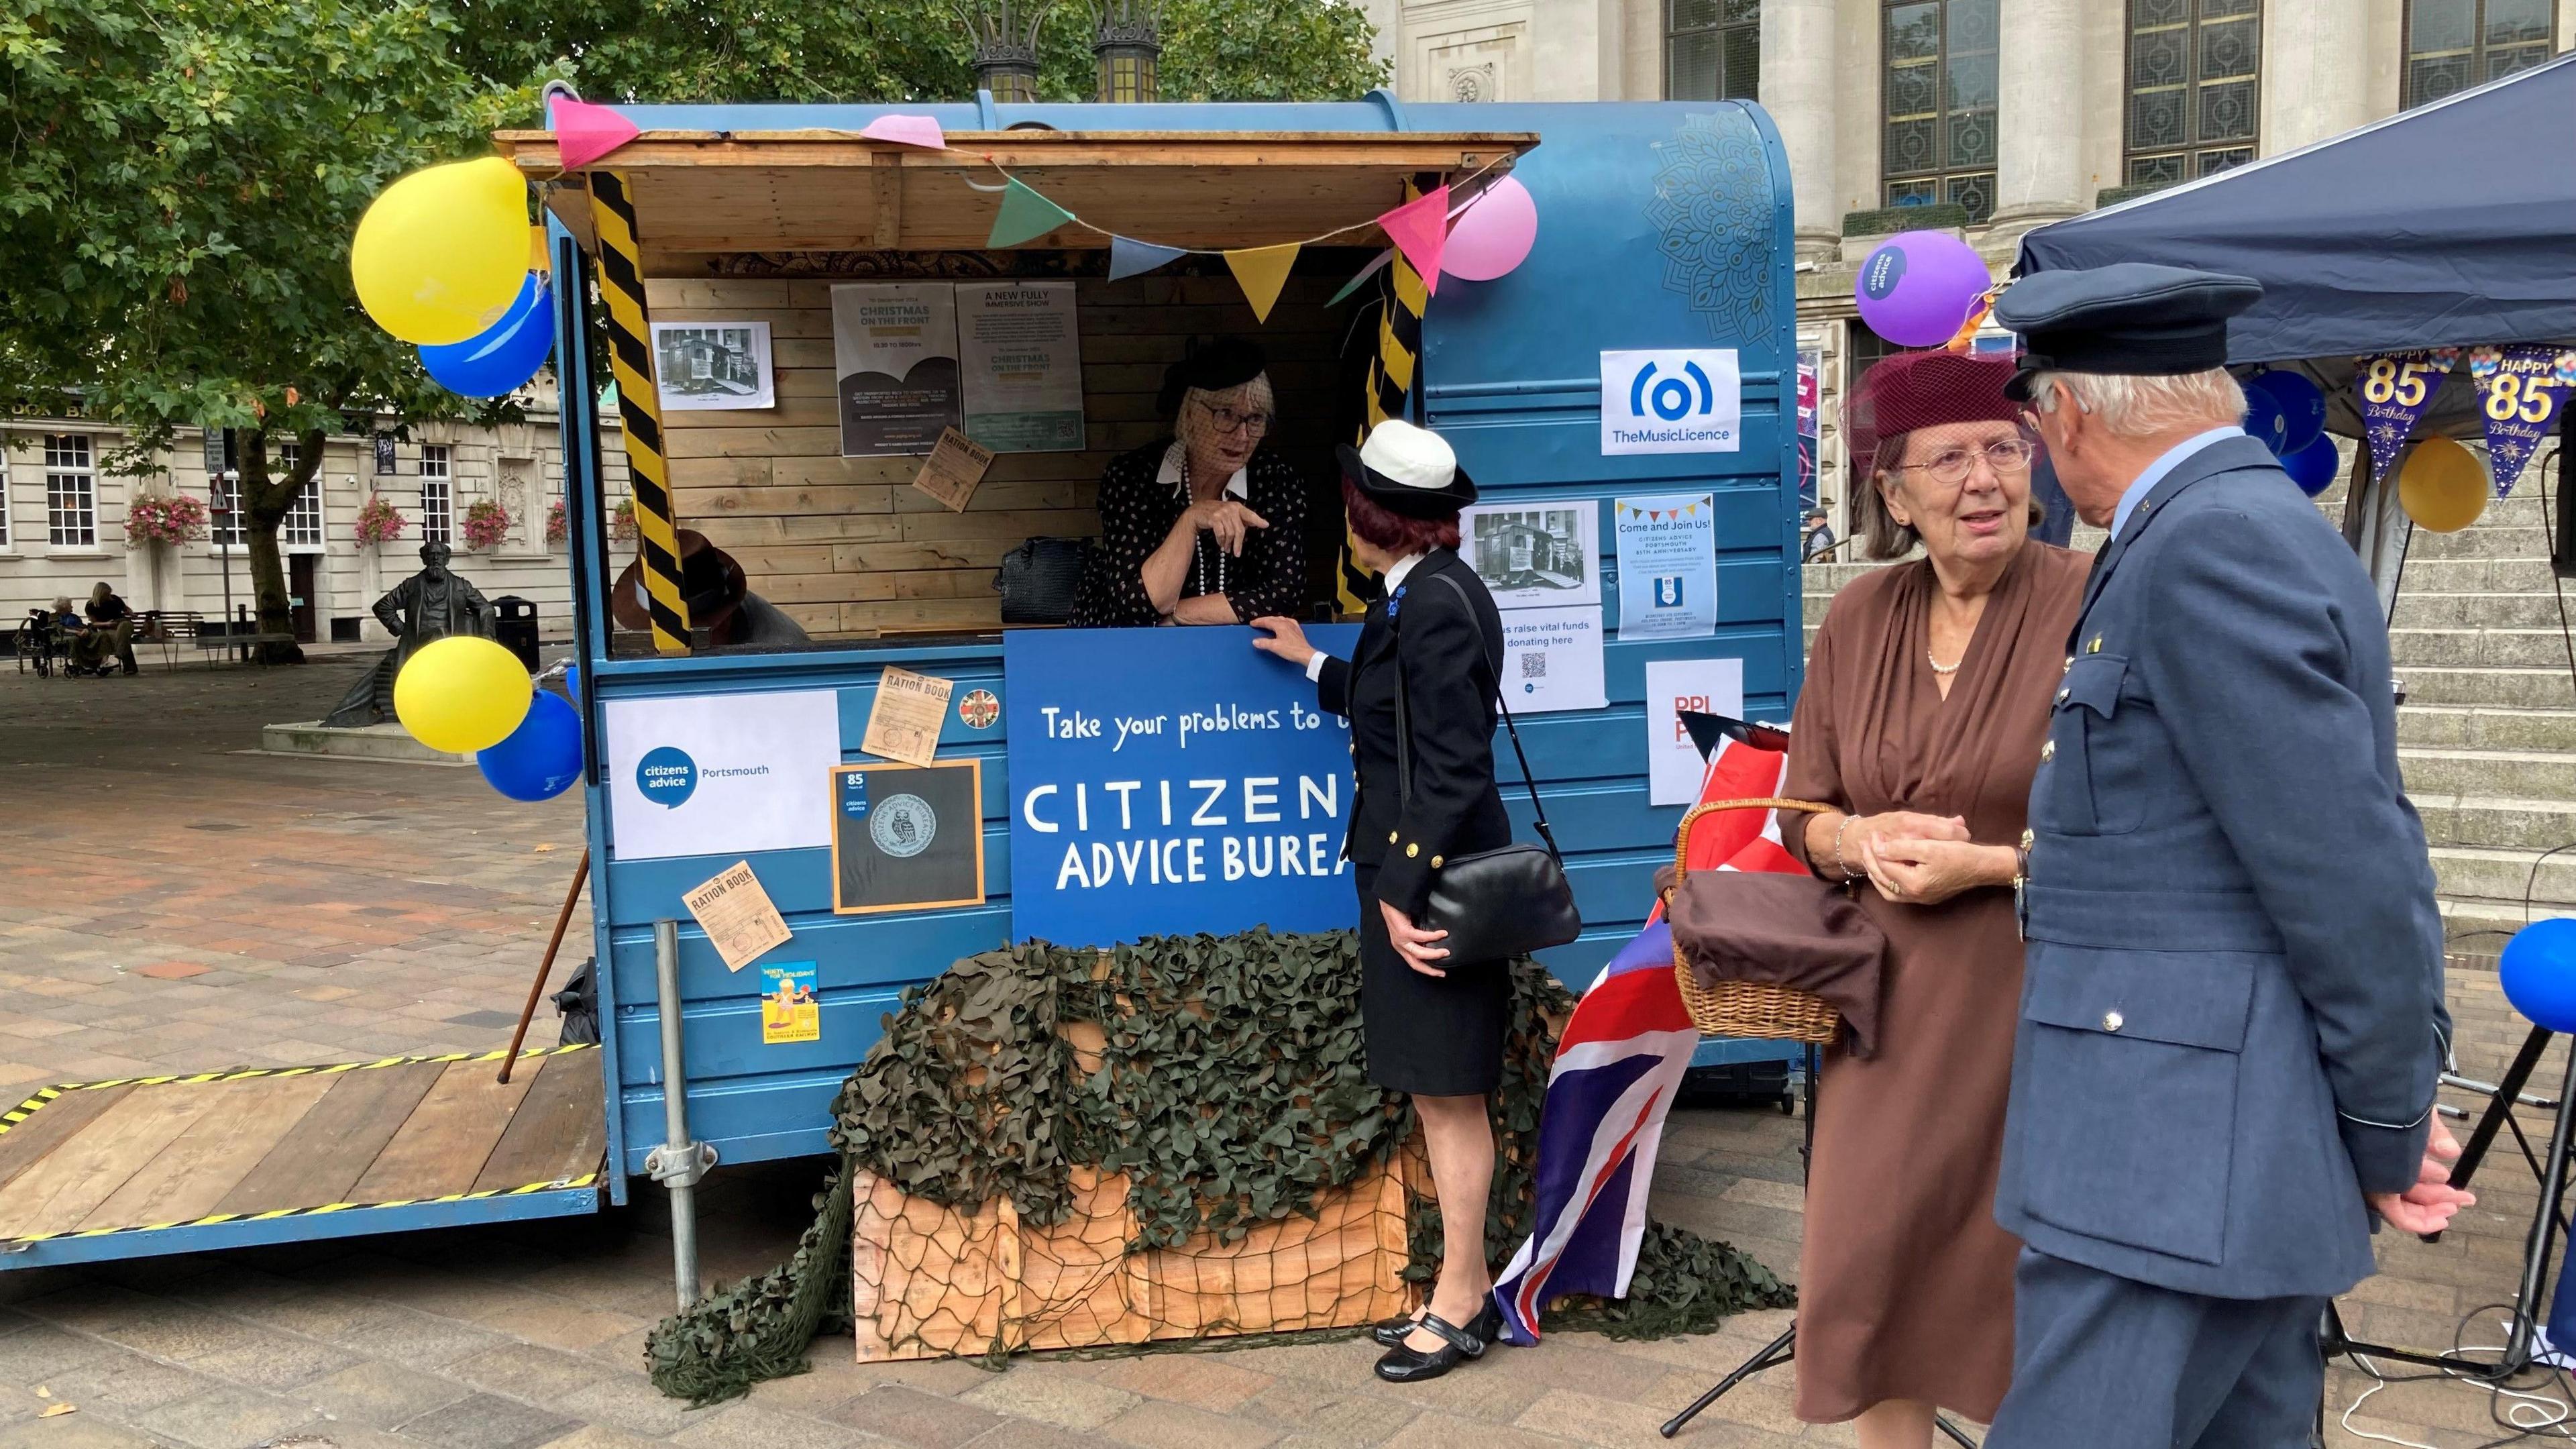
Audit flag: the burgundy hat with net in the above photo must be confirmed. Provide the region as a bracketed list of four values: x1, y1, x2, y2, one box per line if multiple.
[1845, 349, 2023, 478]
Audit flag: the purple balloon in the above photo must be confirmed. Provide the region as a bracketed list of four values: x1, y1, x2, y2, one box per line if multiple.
[1855, 230, 1992, 347]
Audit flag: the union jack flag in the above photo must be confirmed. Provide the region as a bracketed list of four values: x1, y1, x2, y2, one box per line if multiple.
[1491, 731, 1799, 1345]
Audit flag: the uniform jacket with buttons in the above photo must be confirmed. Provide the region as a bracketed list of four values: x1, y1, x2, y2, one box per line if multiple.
[1998, 434, 2449, 1301]
[1313, 549, 1511, 918]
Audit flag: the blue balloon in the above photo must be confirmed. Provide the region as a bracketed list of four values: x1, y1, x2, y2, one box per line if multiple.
[2281, 435, 2340, 496]
[2502, 918, 2576, 1033]
[476, 689, 584, 801]
[2240, 384, 2289, 455]
[2247, 371, 2328, 455]
[421, 272, 553, 398]
[563, 663, 580, 698]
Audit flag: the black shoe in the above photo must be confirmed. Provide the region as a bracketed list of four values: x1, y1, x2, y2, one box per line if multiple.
[1374, 1299, 1502, 1348]
[1374, 1303, 1504, 1383]
[1371, 1312, 1421, 1348]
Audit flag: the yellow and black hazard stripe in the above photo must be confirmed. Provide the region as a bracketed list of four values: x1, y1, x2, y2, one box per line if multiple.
[1337, 184, 1432, 617]
[588, 171, 692, 653]
[0, 1043, 598, 1138]
[1, 1171, 603, 1248]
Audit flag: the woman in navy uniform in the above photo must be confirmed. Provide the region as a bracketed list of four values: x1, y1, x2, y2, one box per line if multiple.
[1251, 419, 1511, 1385]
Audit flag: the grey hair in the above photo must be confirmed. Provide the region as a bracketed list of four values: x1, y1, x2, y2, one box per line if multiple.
[2021, 368, 2246, 437]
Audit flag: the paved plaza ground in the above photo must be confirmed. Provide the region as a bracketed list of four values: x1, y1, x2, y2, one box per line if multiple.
[0, 659, 2562, 1448]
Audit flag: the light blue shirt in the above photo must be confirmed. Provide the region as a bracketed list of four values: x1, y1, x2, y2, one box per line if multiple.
[2112, 426, 2246, 540]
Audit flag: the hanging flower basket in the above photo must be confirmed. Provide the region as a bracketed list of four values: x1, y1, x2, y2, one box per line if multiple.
[461, 499, 511, 551]
[609, 497, 637, 543]
[125, 494, 211, 547]
[545, 498, 568, 545]
[356, 493, 407, 545]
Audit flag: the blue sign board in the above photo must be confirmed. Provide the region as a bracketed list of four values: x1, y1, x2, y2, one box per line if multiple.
[1003, 625, 1362, 947]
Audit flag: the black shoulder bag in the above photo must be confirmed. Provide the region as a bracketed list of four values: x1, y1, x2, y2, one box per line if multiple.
[1389, 572, 1583, 964]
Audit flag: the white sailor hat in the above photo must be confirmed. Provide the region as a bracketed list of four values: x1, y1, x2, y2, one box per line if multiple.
[1336, 419, 1478, 518]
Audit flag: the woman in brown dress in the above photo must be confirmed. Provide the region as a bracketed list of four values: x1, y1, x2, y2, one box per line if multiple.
[1778, 350, 2088, 1447]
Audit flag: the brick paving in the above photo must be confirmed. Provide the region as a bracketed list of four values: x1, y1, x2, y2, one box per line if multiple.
[0, 662, 2563, 1448]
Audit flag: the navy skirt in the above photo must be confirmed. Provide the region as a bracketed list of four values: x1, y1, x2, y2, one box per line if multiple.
[1354, 866, 1511, 1096]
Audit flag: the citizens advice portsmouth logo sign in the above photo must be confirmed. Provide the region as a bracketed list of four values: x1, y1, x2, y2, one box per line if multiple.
[1599, 348, 1742, 456]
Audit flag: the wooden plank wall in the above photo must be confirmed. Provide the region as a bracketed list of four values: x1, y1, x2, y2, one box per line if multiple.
[647, 267, 1351, 639]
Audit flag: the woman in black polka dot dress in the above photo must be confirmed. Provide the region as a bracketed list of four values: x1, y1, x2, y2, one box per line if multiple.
[1069, 338, 1309, 628]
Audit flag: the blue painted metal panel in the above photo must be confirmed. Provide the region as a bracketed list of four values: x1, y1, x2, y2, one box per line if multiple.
[0, 1187, 602, 1271]
[563, 97, 1803, 1181]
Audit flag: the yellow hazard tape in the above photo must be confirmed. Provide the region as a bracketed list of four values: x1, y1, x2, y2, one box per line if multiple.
[0, 1043, 598, 1137]
[587, 171, 691, 654]
[1337, 187, 1432, 617]
[0, 1043, 604, 1249]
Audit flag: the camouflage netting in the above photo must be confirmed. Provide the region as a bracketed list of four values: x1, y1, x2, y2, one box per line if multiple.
[645, 929, 1793, 1404]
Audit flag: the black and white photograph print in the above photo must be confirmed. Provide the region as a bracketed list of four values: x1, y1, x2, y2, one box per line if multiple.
[651, 321, 775, 411]
[1460, 501, 1601, 610]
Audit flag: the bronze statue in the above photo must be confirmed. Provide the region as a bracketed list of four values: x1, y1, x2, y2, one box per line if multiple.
[323, 541, 495, 729]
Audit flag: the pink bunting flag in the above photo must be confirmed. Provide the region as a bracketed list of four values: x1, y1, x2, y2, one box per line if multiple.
[861, 114, 947, 150]
[547, 97, 641, 171]
[1377, 185, 1451, 298]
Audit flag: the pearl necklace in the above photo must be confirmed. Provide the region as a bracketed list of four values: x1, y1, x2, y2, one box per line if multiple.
[1927, 651, 1962, 676]
[1184, 454, 1228, 598]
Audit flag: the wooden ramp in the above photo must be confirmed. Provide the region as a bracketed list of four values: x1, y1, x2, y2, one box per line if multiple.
[0, 1044, 605, 1269]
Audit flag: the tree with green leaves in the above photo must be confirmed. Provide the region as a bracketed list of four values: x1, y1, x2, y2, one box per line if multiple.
[1, 0, 551, 660]
[3, 0, 1381, 662]
[452, 0, 1387, 107]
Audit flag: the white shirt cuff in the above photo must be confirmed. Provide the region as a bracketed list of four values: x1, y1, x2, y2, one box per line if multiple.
[1305, 651, 1330, 682]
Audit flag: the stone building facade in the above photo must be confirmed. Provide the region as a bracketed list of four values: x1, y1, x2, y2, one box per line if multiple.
[1360, 0, 2573, 527]
[0, 391, 627, 649]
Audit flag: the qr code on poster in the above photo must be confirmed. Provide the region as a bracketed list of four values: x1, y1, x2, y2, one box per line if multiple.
[1519, 651, 1547, 681]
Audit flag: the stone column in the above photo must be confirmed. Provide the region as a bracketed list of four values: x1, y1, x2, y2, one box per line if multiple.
[1761, 0, 1841, 259]
[1990, 0, 2088, 234]
[2265, 0, 2372, 153]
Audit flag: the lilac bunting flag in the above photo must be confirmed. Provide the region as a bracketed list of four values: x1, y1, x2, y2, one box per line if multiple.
[2355, 350, 2458, 482]
[2469, 345, 2575, 498]
[1107, 236, 1187, 282]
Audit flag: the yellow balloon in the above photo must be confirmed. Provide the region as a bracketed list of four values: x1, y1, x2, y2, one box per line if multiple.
[2396, 435, 2489, 533]
[394, 635, 533, 755]
[353, 158, 532, 345]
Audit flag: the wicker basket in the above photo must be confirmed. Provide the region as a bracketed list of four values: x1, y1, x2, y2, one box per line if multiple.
[1666, 798, 1841, 1045]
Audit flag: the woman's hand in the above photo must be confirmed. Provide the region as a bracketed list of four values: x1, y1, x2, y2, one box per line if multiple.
[1184, 499, 1269, 555]
[1858, 835, 2015, 907]
[1380, 899, 1451, 977]
[1249, 616, 1316, 667]
[1811, 810, 1968, 878]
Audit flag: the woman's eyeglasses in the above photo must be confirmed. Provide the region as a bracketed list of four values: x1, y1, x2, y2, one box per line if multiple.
[1197, 402, 1273, 437]
[1889, 437, 2035, 485]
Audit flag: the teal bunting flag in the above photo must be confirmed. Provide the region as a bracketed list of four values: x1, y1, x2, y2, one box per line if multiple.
[1326, 249, 1394, 307]
[1108, 236, 1188, 281]
[988, 178, 1077, 248]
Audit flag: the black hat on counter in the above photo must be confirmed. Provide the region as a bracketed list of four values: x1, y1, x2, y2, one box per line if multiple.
[1994, 262, 2264, 401]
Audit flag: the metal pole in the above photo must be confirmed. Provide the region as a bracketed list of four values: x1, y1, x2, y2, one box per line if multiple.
[2503, 1046, 2576, 1371]
[647, 918, 713, 1310]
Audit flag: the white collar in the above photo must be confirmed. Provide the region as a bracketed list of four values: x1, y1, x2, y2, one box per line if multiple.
[1383, 552, 1428, 594]
[1160, 440, 1248, 501]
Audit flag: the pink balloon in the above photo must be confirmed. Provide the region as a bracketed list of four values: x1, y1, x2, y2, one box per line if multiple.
[1442, 176, 1538, 282]
[1854, 230, 1991, 347]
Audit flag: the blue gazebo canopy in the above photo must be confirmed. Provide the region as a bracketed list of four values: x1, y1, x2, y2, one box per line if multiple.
[2017, 50, 2576, 367]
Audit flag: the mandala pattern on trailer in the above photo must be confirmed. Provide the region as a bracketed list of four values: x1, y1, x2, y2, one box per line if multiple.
[1645, 108, 1775, 344]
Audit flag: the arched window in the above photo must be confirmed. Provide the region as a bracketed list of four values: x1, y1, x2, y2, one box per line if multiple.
[2404, 0, 2558, 108]
[1881, 0, 1998, 223]
[2125, 0, 2261, 189]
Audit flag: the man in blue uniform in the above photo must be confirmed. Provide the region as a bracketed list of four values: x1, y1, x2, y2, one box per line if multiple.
[1986, 263, 2474, 1447]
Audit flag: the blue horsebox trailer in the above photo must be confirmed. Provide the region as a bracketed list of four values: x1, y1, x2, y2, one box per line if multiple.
[0, 94, 1801, 1277]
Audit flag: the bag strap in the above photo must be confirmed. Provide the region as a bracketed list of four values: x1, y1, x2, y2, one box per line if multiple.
[1389, 568, 1562, 863]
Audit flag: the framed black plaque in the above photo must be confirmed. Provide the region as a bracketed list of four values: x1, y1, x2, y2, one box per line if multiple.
[830, 759, 985, 915]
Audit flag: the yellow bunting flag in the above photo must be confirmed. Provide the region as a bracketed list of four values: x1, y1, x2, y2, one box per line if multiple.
[1224, 244, 1301, 324]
